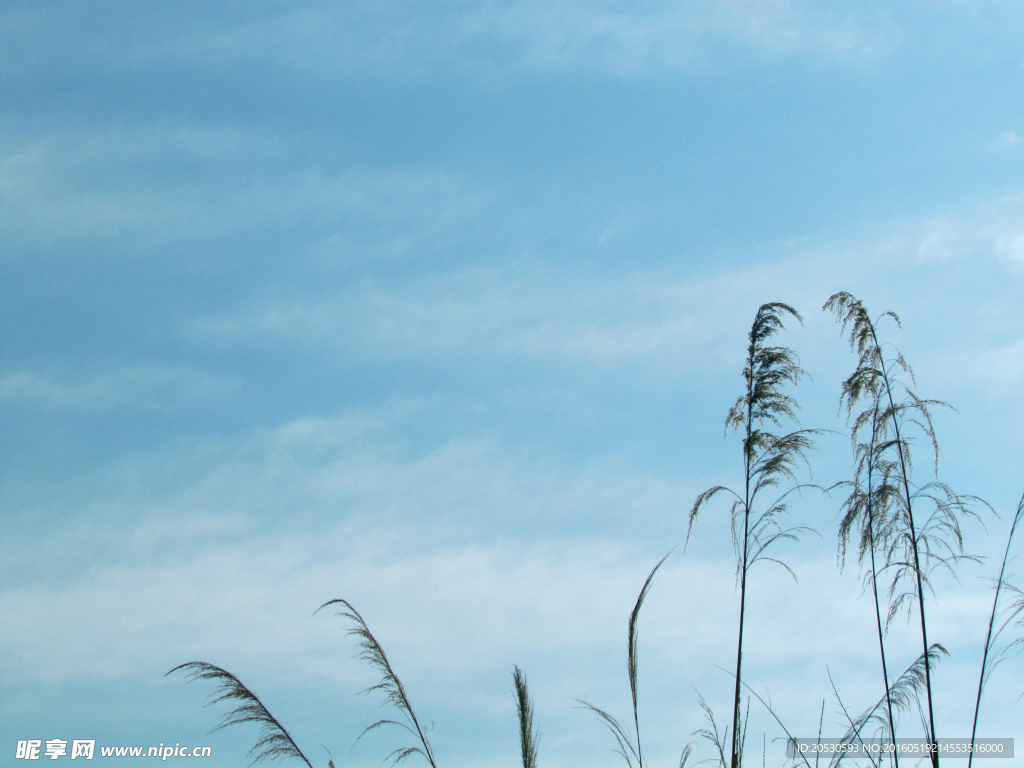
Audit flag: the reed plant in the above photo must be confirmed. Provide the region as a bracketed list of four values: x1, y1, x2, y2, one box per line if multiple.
[578, 553, 696, 768]
[168, 295, 1024, 768]
[169, 597, 443, 768]
[825, 292, 984, 768]
[513, 665, 539, 768]
[687, 302, 816, 768]
[317, 599, 438, 768]
[166, 662, 316, 768]
[170, 599, 544, 768]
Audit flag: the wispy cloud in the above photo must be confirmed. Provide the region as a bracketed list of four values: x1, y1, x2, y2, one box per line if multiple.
[1, 524, 1011, 762]
[914, 194, 1024, 267]
[0, 124, 490, 251]
[0, 364, 236, 412]
[6, 5, 1024, 764]
[992, 130, 1021, 151]
[140, 2, 896, 82]
[187, 220, 987, 384]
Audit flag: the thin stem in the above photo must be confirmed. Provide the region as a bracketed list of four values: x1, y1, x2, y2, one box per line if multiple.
[968, 492, 1024, 768]
[731, 339, 756, 768]
[871, 324, 938, 768]
[692, 303, 807, 768]
[868, 514, 898, 768]
[866, 403, 898, 768]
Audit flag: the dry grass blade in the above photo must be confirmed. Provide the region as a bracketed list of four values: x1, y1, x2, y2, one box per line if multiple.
[712, 669, 811, 768]
[513, 666, 539, 768]
[166, 662, 313, 768]
[628, 553, 670, 768]
[687, 487, 739, 550]
[881, 481, 987, 630]
[695, 693, 729, 768]
[579, 553, 670, 768]
[575, 701, 640, 768]
[825, 672, 881, 768]
[835, 644, 948, 758]
[317, 599, 437, 768]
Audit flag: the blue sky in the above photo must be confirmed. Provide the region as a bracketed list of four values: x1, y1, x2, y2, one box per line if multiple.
[3, 2, 1024, 766]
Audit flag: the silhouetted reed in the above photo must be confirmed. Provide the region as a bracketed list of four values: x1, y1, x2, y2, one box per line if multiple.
[688, 302, 816, 768]
[168, 295, 1024, 768]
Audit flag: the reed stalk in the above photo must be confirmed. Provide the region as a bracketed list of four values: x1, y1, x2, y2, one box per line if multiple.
[317, 599, 438, 768]
[513, 666, 539, 768]
[166, 662, 314, 768]
[578, 554, 695, 768]
[968, 491, 1024, 768]
[826, 292, 983, 768]
[689, 302, 815, 768]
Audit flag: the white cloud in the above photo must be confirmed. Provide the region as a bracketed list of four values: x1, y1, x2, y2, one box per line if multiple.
[993, 130, 1022, 151]
[0, 124, 489, 250]
[914, 194, 1024, 267]
[1, 520, 1014, 766]
[916, 214, 966, 261]
[994, 229, 1024, 266]
[195, 253, 836, 379]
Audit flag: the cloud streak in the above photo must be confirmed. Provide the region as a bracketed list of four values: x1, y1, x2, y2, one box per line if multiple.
[140, 2, 897, 82]
[0, 364, 236, 412]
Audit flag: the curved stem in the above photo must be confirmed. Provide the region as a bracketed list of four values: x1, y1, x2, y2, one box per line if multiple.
[968, 492, 1024, 768]
[871, 326, 937, 768]
[869, 520, 898, 768]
